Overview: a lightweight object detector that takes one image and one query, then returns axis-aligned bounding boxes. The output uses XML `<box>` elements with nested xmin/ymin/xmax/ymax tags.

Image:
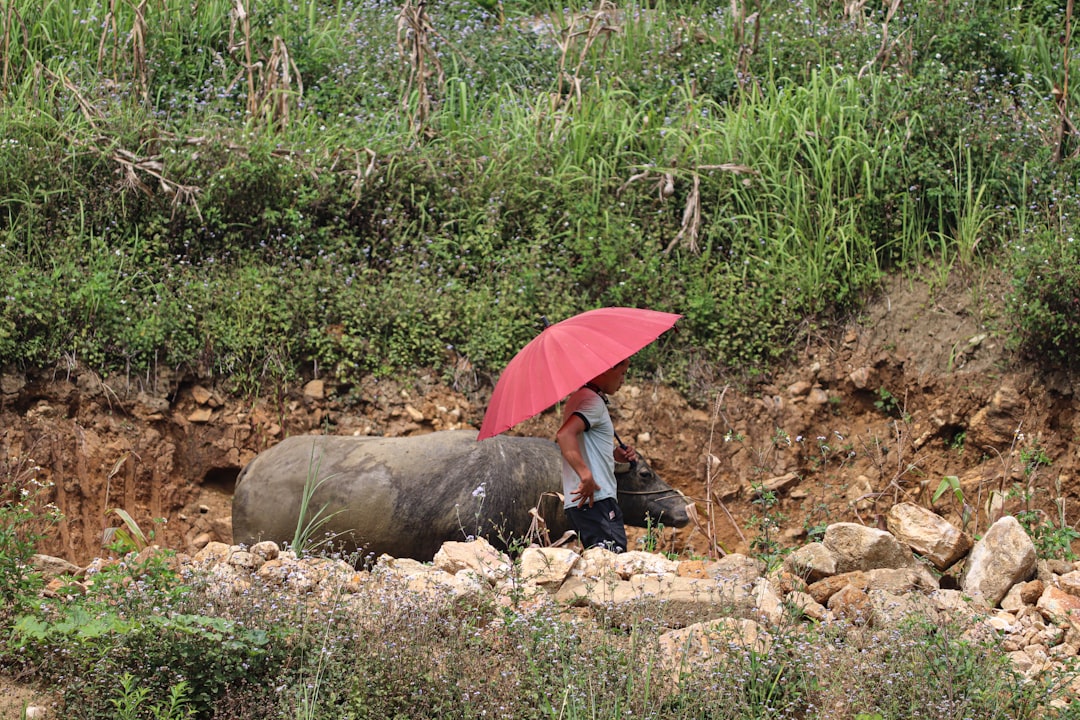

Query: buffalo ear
<box><xmin>614</xmin><ymin>461</ymin><xmax>631</xmax><ymax>473</ymax></box>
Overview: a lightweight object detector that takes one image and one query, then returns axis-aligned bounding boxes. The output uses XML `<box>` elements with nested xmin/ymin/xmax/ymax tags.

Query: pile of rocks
<box><xmin>33</xmin><ymin>503</ymin><xmax>1080</xmax><ymax>705</ymax></box>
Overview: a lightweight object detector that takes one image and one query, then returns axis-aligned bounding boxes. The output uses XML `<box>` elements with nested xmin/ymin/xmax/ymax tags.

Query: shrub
<box><xmin>1007</xmin><ymin>231</ymin><xmax>1080</xmax><ymax>370</ymax></box>
<box><xmin>7</xmin><ymin>552</ymin><xmax>287</xmax><ymax>720</ymax></box>
<box><xmin>0</xmin><ymin>452</ymin><xmax>58</xmax><ymax>626</ymax></box>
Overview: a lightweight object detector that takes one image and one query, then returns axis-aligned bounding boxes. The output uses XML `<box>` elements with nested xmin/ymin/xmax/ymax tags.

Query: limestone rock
<box><xmin>700</xmin><ymin>553</ymin><xmax>766</xmax><ymax>588</ymax></box>
<box><xmin>808</xmin><ymin>571</ymin><xmax>868</xmax><ymax>605</ymax></box>
<box><xmin>752</xmin><ymin>577</ymin><xmax>785</xmax><ymax>624</ymax></box>
<box><xmin>613</xmin><ymin>550</ymin><xmax>679</xmax><ymax>578</ymax></box>
<box><xmin>658</xmin><ymin>617</ymin><xmax>771</xmax><ymax>688</ymax></box>
<box><xmin>868</xmin><ymin>588</ymin><xmax>938</xmax><ymax>627</ymax></box>
<box><xmin>191</xmin><ymin>385</ymin><xmax>214</xmax><ymax>405</ymax></box>
<box><xmin>783</xmin><ymin>541</ymin><xmax>837</xmax><ymax>584</ymax></box>
<box><xmin>1037</xmin><ymin>586</ymin><xmax>1080</xmax><ymax>631</ymax></box>
<box><xmin>885</xmin><ymin>502</ymin><xmax>972</xmax><ymax>570</ymax></box>
<box><xmin>966</xmin><ymin>383</ymin><xmax>1025</xmax><ymax>452</ymax></box>
<box><xmin>788</xmin><ymin>591</ymin><xmax>830</xmax><ymax>621</ymax></box>
<box><xmin>432</xmin><ymin>537</ymin><xmax>511</xmax><ymax>583</ymax></box>
<box><xmin>828</xmin><ymin>584</ymin><xmax>873</xmax><ymax>624</ymax></box>
<box><xmin>823</xmin><ymin>522</ymin><xmax>914</xmax><ymax>573</ymax></box>
<box><xmin>31</xmin><ymin>553</ymin><xmax>81</xmax><ymax>579</ymax></box>
<box><xmin>303</xmin><ymin>379</ymin><xmax>325</xmax><ymax>400</ymax></box>
<box><xmin>1058</xmin><ymin>570</ymin><xmax>1080</xmax><ymax>597</ymax></box>
<box><xmin>519</xmin><ymin>546</ymin><xmax>579</xmax><ymax>588</ymax></box>
<box><xmin>250</xmin><ymin>540</ymin><xmax>281</xmax><ymax>562</ymax></box>
<box><xmin>961</xmin><ymin>515</ymin><xmax>1036</xmax><ymax>607</ymax></box>
<box><xmin>187</xmin><ymin>407</ymin><xmax>213</xmax><ymax>423</ymax></box>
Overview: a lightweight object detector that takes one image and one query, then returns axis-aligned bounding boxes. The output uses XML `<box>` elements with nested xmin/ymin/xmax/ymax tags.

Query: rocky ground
<box><xmin>5</xmin><ymin>272</ymin><xmax>1080</xmax><ymax>715</ymax></box>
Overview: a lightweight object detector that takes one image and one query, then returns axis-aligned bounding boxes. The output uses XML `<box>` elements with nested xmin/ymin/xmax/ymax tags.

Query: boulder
<box><xmin>783</xmin><ymin>542</ymin><xmax>837</xmax><ymax>583</ymax></box>
<box><xmin>885</xmin><ymin>502</ymin><xmax>972</xmax><ymax>570</ymax></box>
<box><xmin>823</xmin><ymin>522</ymin><xmax>914</xmax><ymax>573</ymax></box>
<box><xmin>960</xmin><ymin>515</ymin><xmax>1036</xmax><ymax>607</ymax></box>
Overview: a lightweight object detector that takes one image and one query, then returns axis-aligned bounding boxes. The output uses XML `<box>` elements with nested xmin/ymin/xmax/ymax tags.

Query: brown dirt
<box><xmin>3</xmin><ymin>274</ymin><xmax>1079</xmax><ymax>566</ymax></box>
<box><xmin>4</xmin><ymin>273</ymin><xmax>1080</xmax><ymax>717</ymax></box>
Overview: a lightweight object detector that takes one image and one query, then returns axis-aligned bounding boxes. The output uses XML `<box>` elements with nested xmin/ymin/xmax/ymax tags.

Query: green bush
<box><xmin>8</xmin><ymin>549</ymin><xmax>288</xmax><ymax>720</ymax></box>
<box><xmin>0</xmin><ymin>454</ymin><xmax>58</xmax><ymax>626</ymax></box>
<box><xmin>1008</xmin><ymin>231</ymin><xmax>1080</xmax><ymax>370</ymax></box>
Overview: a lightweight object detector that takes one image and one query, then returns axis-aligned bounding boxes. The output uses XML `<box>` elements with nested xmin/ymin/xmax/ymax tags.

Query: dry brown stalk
<box><xmin>1056</xmin><ymin>0</ymin><xmax>1076</xmax><ymax>162</ymax></box>
<box><xmin>348</xmin><ymin>148</ymin><xmax>379</xmax><ymax>209</ymax></box>
<box><xmin>665</xmin><ymin>174</ymin><xmax>701</xmax><ymax>254</ymax></box>
<box><xmin>397</xmin><ymin>0</ymin><xmax>444</xmax><ymax>138</ymax></box>
<box><xmin>693</xmin><ymin>385</ymin><xmax>739</xmax><ymax>558</ymax></box>
<box><xmin>96</xmin><ymin>0</ymin><xmax>119</xmax><ymax>80</ymax></box>
<box><xmin>227</xmin><ymin>0</ymin><xmax>257</xmax><ymax>118</ymax></box>
<box><xmin>525</xmin><ymin>491</ymin><xmax>563</xmax><ymax>548</ymax></box>
<box><xmin>1</xmin><ymin>0</ymin><xmax>20</xmax><ymax>94</ymax></box>
<box><xmin>130</xmin><ymin>0</ymin><xmax>149</xmax><ymax>103</ymax></box>
<box><xmin>550</xmin><ymin>0</ymin><xmax>618</xmax><ymax>114</ymax></box>
<box><xmin>40</xmin><ymin>65</ymin><xmax>102</xmax><ymax>129</ymax></box>
<box><xmin>252</xmin><ymin>36</ymin><xmax>302</xmax><ymax>129</ymax></box>
<box><xmin>844</xmin><ymin>0</ymin><xmax>870</xmax><ymax>25</ymax></box>
<box><xmin>732</xmin><ymin>0</ymin><xmax>761</xmax><ymax>96</ymax></box>
<box><xmin>620</xmin><ymin>164</ymin><xmax>758</xmax><ymax>255</ymax></box>
<box><xmin>111</xmin><ymin>147</ymin><xmax>203</xmax><ymax>220</ymax></box>
<box><xmin>857</xmin><ymin>0</ymin><xmax>906</xmax><ymax>79</ymax></box>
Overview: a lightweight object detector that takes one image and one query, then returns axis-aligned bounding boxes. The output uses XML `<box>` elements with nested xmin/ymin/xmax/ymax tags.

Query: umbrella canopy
<box><xmin>477</xmin><ymin>307</ymin><xmax>682</xmax><ymax>440</ymax></box>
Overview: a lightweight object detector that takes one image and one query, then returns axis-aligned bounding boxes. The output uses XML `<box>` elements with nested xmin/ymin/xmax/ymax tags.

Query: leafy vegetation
<box><xmin>3</xmin><ymin>0</ymin><xmax>1080</xmax><ymax>397</ymax></box>
<box><xmin>0</xmin><ymin>451</ymin><xmax>58</xmax><ymax>625</ymax></box>
<box><xmin>0</xmin><ymin>526</ymin><xmax>1070</xmax><ymax>720</ymax></box>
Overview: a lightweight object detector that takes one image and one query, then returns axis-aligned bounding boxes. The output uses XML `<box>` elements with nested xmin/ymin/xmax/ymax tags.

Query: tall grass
<box><xmin>2</xmin><ymin>0</ymin><xmax>1080</xmax><ymax>387</ymax></box>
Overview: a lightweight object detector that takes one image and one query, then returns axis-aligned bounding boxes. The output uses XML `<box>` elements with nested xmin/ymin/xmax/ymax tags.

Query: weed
<box><xmin>104</xmin><ymin>508</ymin><xmax>154</xmax><ymax>554</ymax></box>
<box><xmin>0</xmin><ymin>451</ymin><xmax>60</xmax><ymax>624</ymax></box>
<box><xmin>874</xmin><ymin>387</ymin><xmax>905</xmax><ymax>420</ymax></box>
<box><xmin>455</xmin><ymin>481</ymin><xmax>488</xmax><ymax>542</ymax></box>
<box><xmin>1020</xmin><ymin>442</ymin><xmax>1053</xmax><ymax>477</ymax></box>
<box><xmin>638</xmin><ymin>513</ymin><xmax>666</xmax><ymax>554</ymax></box>
<box><xmin>290</xmin><ymin>443</ymin><xmax>345</xmax><ymax>556</ymax></box>
<box><xmin>110</xmin><ymin>673</ymin><xmax>194</xmax><ymax>720</ymax></box>
<box><xmin>1016</xmin><ymin>509</ymin><xmax>1080</xmax><ymax>561</ymax></box>
<box><xmin>747</xmin><ymin>480</ymin><xmax>786</xmax><ymax>569</ymax></box>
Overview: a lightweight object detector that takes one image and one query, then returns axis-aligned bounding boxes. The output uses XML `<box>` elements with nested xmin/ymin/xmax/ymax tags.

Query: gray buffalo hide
<box><xmin>232</xmin><ymin>430</ymin><xmax>689</xmax><ymax>561</ymax></box>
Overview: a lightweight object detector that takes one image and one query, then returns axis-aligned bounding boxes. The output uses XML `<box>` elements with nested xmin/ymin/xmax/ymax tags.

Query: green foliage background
<box><xmin>3</xmin><ymin>0</ymin><xmax>1080</xmax><ymax>396</ymax></box>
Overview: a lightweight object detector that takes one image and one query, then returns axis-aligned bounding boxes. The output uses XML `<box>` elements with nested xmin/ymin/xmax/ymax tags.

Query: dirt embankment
<box><xmin>4</xmin><ymin>276</ymin><xmax>1080</xmax><ymax>565</ymax></box>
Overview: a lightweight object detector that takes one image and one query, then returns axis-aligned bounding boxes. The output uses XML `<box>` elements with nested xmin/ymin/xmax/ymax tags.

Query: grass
<box><xmin>2</xmin><ymin>0</ymin><xmax>1080</xmax><ymax>394</ymax></box>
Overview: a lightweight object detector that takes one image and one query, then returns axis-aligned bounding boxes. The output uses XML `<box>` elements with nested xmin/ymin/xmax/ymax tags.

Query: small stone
<box><xmin>848</xmin><ymin>367</ymin><xmax>872</xmax><ymax>389</ymax></box>
<box><xmin>303</xmin><ymin>379</ymin><xmax>325</xmax><ymax>400</ymax></box>
<box><xmin>251</xmin><ymin>540</ymin><xmax>280</xmax><ymax>561</ymax></box>
<box><xmin>187</xmin><ymin>407</ymin><xmax>213</xmax><ymax>423</ymax></box>
<box><xmin>787</xmin><ymin>381</ymin><xmax>812</xmax><ymax>397</ymax></box>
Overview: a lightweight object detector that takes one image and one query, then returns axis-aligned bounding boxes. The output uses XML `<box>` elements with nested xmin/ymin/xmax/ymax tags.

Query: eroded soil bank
<box><xmin>4</xmin><ymin>276</ymin><xmax>1080</xmax><ymax>565</ymax></box>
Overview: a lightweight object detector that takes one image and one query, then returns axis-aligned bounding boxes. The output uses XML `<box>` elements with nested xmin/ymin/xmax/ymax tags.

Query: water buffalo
<box><xmin>232</xmin><ymin>429</ymin><xmax>690</xmax><ymax>561</ymax></box>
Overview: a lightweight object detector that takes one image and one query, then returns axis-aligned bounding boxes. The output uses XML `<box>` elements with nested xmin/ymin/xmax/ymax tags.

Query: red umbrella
<box><xmin>477</xmin><ymin>307</ymin><xmax>682</xmax><ymax>440</ymax></box>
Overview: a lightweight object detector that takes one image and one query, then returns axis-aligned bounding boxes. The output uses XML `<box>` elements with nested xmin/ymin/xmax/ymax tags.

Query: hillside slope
<box><xmin>3</xmin><ymin>274</ymin><xmax>1078</xmax><ymax>565</ymax></box>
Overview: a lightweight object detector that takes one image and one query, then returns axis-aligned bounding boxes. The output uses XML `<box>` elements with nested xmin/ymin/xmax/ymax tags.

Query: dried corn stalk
<box><xmin>397</xmin><ymin>0</ymin><xmax>444</xmax><ymax>138</ymax></box>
